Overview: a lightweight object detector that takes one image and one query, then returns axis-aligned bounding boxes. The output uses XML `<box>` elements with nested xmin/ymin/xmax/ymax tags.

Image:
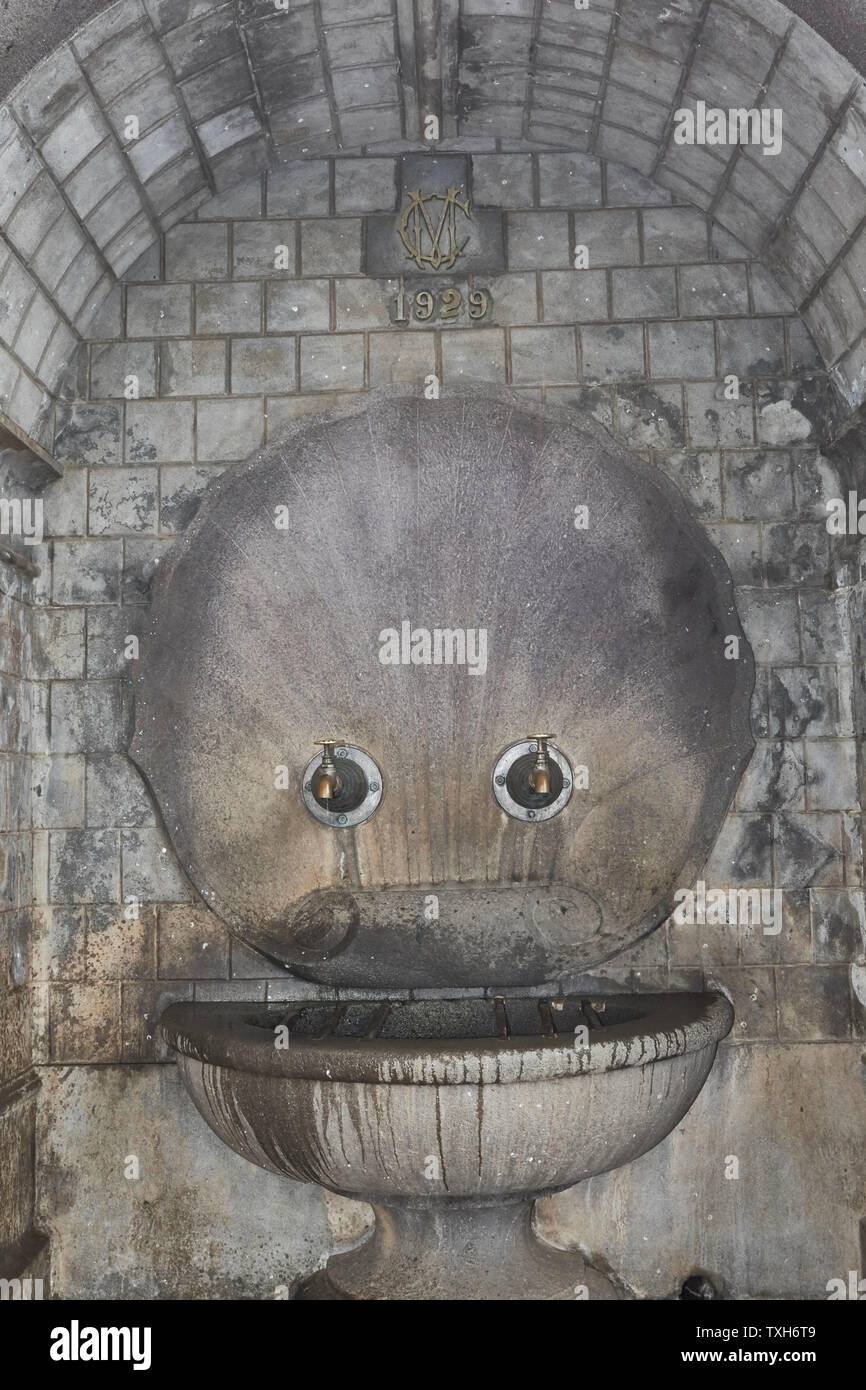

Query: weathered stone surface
<box><xmin>35</xmin><ymin>1063</ymin><xmax>330</xmax><ymax>1298</ymax></box>
<box><xmin>131</xmin><ymin>390</ymin><xmax>754</xmax><ymax>987</ymax></box>
<box><xmin>537</xmin><ymin>1040</ymin><xmax>866</xmax><ymax>1299</ymax></box>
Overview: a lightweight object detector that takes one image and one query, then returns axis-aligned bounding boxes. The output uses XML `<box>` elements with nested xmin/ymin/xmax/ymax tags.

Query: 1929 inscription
<box><xmin>390</xmin><ymin>282</ymin><xmax>491</xmax><ymax>325</ymax></box>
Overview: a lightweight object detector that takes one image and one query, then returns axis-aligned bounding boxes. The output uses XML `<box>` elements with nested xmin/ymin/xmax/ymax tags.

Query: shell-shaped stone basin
<box><xmin>161</xmin><ymin>991</ymin><xmax>733</xmax><ymax>1202</ymax></box>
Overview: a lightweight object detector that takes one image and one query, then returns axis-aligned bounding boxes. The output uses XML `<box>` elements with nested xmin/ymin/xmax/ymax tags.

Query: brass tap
<box><xmin>312</xmin><ymin>739</ymin><xmax>342</xmax><ymax>801</ymax></box>
<box><xmin>528</xmin><ymin>734</ymin><xmax>554</xmax><ymax>796</ymax></box>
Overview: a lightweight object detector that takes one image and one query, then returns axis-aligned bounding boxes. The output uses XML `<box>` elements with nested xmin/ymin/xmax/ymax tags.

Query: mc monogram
<box><xmin>397</xmin><ymin>187</ymin><xmax>471</xmax><ymax>271</ymax></box>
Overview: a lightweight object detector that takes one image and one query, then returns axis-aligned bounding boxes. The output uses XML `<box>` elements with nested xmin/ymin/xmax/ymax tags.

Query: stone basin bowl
<box><xmin>162</xmin><ymin>991</ymin><xmax>733</xmax><ymax>1300</ymax></box>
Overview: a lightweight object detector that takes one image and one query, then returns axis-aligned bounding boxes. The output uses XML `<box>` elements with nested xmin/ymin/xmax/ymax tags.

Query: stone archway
<box><xmin>3</xmin><ymin>0</ymin><xmax>866</xmax><ymax>459</ymax></box>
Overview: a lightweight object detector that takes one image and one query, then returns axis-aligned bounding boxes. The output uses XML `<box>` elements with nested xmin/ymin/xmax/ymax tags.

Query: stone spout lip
<box><xmin>161</xmin><ymin>991</ymin><xmax>732</xmax><ymax>1087</ymax></box>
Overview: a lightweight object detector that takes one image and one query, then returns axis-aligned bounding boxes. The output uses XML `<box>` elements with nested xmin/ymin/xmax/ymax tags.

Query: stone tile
<box><xmin>654</xmin><ymin>451</ymin><xmax>721</xmax><ymax>519</ymax></box>
<box><xmin>510</xmin><ymin>326</ymin><xmax>578</xmax><ymax>385</ymax></box>
<box><xmin>232</xmin><ymin>221</ymin><xmax>297</xmax><ymax>278</ymax></box>
<box><xmin>368</xmin><ymin>331</ymin><xmax>436</xmax><ymax>386</ymax></box>
<box><xmin>299</xmin><ymin>335</ymin><xmax>365</xmax><ymax>391</ymax></box>
<box><xmin>810</xmin><ymin>889</ymin><xmax>866</xmax><ymax>964</ymax></box>
<box><xmin>506</xmin><ymin>212</ymin><xmax>571</xmax><ymax>270</ymax></box>
<box><xmin>231</xmin><ymin>337</ymin><xmax>296</xmax><ymax>393</ymax></box>
<box><xmin>160</xmin><ymin>340</ymin><xmax>227</xmax><ymax>396</ymax></box>
<box><xmin>668</xmin><ymin>910</ymin><xmax>738</xmax><ymax>970</ymax></box>
<box><xmin>778</xmin><ymin>965</ymin><xmax>850</xmax><ymax>1039</ymax></box>
<box><xmin>799</xmin><ymin>590</ymin><xmax>849</xmax><ymax>662</ymax></box>
<box><xmin>300</xmin><ymin>219</ymin><xmax>362</xmax><ymax>276</ymax></box>
<box><xmin>55</xmin><ymin>404</ymin><xmax>122</xmax><ymax>468</ymax></box>
<box><xmin>441</xmin><ymin>329</ymin><xmax>506</xmax><ymax>384</ymax></box>
<box><xmin>81</xmin><ymin>902</ymin><xmax>155</xmax><ymax>982</ymax></box>
<box><xmin>787</xmin><ymin>318</ymin><xmax>822</xmax><ymax>373</ymax></box>
<box><xmin>774</xmin><ymin>813</ymin><xmax>844</xmax><ymax>889</ymax></box>
<box><xmin>41</xmin><ymin>97</ymin><xmax>108</xmax><ymax>182</ymax></box>
<box><xmin>678</xmin><ymin>264</ymin><xmax>750</xmax><ymax>316</ymax></box>
<box><xmin>86</xmin><ymin>755</ymin><xmax>155</xmax><ymax>829</ymax></box>
<box><xmin>612</xmin><ymin>267</ymin><xmax>677</xmax><ymax>319</ymax></box>
<box><xmin>613</xmin><ymin>384</ymin><xmax>684</xmax><ymax>450</ymax></box>
<box><xmin>763</xmin><ymin>522</ymin><xmax>829</xmax><ymax>586</ymax></box>
<box><xmin>791</xmin><ymin>448</ymin><xmax>842</xmax><ymax>521</ymax></box>
<box><xmin>51</xmin><ymin>682</ymin><xmax>122</xmax><ymax>754</ymax></box>
<box><xmin>85</xmin><ymin>609</ymin><xmax>141</xmax><ymax>678</ymax></box>
<box><xmin>31</xmin><ymin>904</ymin><xmax>86</xmax><ymax>983</ymax></box>
<box><xmin>164</xmin><ymin>221</ymin><xmax>229</xmax><ymax>280</ymax></box>
<box><xmin>159</xmin><ymin>465</ymin><xmax>224</xmax><ymax>531</ymax></box>
<box><xmin>31</xmin><ymin>754</ymin><xmax>86</xmax><ymax>829</ymax></box>
<box><xmin>703</xmin><ymin>814</ymin><xmax>773</xmax><ymax>889</ymax></box>
<box><xmin>735</xmin><ymin>740</ymin><xmax>805</xmax><ymax>812</ymax></box>
<box><xmin>196</xmin><ymin>398</ymin><xmax>265</xmax><ymax>461</ymax></box>
<box><xmin>88</xmin><ymin>469</ymin><xmax>158</xmax><ymax>535</ymax></box>
<box><xmin>90</xmin><ymin>342</ymin><xmax>158</xmax><ymax>401</ymax></box>
<box><xmin>705</xmin><ymin>522</ymin><xmax>762</xmax><ymax>584</ymax></box>
<box><xmin>127</xmin><ymin>284</ymin><xmax>193</xmax><ymax>337</ymax></box>
<box><xmin>334</xmin><ymin>158</ymin><xmax>396</xmax><ymax>212</ymax></box>
<box><xmin>122</xmin><ymin>537</ymin><xmax>173</xmax><ymax>604</ymax></box>
<box><xmin>769</xmin><ymin>667</ymin><xmax>843</xmax><ymax>739</ymax></box>
<box><xmin>125</xmin><ymin>400</ymin><xmax>195</xmax><ymax>463</ymax></box>
<box><xmin>538</xmin><ymin>152</ymin><xmax>602</xmax><ymax>207</ymax></box>
<box><xmin>718</xmin><ymin>318</ymin><xmax>786</xmax><ymax>378</ymax></box>
<box><xmin>704</xmin><ymin>966</ymin><xmax>777</xmax><ymax>1041</ymax></box>
<box><xmin>723</xmin><ymin>449</ymin><xmax>795</xmax><ymax>520</ymax></box>
<box><xmin>49</xmin><ymin>830</ymin><xmax>120</xmax><ymax>904</ymax></box>
<box><xmin>580</xmin><ymin>323</ymin><xmax>644</xmax><ymax>382</ymax></box>
<box><xmin>468</xmin><ymin>272</ymin><xmax>532</xmax><ymax>327</ymax></box>
<box><xmin>738</xmin><ymin>589</ymin><xmax>800</xmax><ymax>663</ymax></box>
<box><xmin>473</xmin><ymin>153</ymin><xmax>534</xmax><ymax>208</ymax></box>
<box><xmin>267</xmin><ymin>279</ymin><xmax>331</xmax><ymax>332</ymax></box>
<box><xmin>572</xmin><ymin>210</ymin><xmax>640</xmax><ymax>267</ymax></box>
<box><xmin>266</xmin><ymin>161</ymin><xmax>330</xmax><ymax>217</ymax></box>
<box><xmin>740</xmin><ymin>889</ymin><xmax>811</xmax><ymax>966</ymax></box>
<box><xmin>686</xmin><ymin>382</ymin><xmax>755</xmax><ymax>448</ymax></box>
<box><xmin>49</xmin><ymin>982</ymin><xmax>120</xmax><ymax>1062</ymax></box>
<box><xmin>121</xmin><ymin>827</ymin><xmax>191</xmax><ymax>902</ymax></box>
<box><xmin>604</xmin><ymin>160</ymin><xmax>672</xmax><ymax>208</ymax></box>
<box><xmin>196</xmin><ymin>281</ymin><xmax>262</xmax><ymax>334</ymax></box>
<box><xmin>539</xmin><ymin>270</ymin><xmax>608</xmax><ymax>323</ymax></box>
<box><xmin>804</xmin><ymin>740</ymin><xmax>859</xmax><ymax>812</ymax></box>
<box><xmin>158</xmin><ymin>902</ymin><xmax>230</xmax><ymax>979</ymax></box>
<box><xmin>334</xmin><ymin>277</ymin><xmax>396</xmax><ymax>331</ymax></box>
<box><xmin>642</xmin><ymin>207</ymin><xmax>709</xmax><ymax>263</ymax></box>
<box><xmin>28</xmin><ymin>609</ymin><xmax>86</xmax><ymax>679</ymax></box>
<box><xmin>52</xmin><ymin>540</ymin><xmax>123</xmax><ymax>605</ymax></box>
<box><xmin>648</xmin><ymin>320</ymin><xmax>715</xmax><ymax>378</ymax></box>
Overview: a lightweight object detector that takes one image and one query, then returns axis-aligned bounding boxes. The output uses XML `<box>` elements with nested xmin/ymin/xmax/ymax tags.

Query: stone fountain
<box><xmin>131</xmin><ymin>390</ymin><xmax>753</xmax><ymax>1299</ymax></box>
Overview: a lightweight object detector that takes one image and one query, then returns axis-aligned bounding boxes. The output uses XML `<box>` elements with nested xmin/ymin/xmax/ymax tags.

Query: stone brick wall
<box><xmin>0</xmin><ymin>522</ymin><xmax>42</xmax><ymax>1280</ymax></box>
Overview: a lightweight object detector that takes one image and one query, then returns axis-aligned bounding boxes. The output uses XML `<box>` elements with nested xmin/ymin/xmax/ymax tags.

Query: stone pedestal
<box><xmin>296</xmin><ymin>1197</ymin><xmax>621</xmax><ymax>1301</ymax></box>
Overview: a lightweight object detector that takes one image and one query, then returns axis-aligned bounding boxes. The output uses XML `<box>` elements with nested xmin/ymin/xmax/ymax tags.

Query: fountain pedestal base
<box><xmin>295</xmin><ymin>1197</ymin><xmax>622</xmax><ymax>1301</ymax></box>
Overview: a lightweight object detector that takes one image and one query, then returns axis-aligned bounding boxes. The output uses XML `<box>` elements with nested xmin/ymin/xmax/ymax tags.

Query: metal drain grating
<box><xmin>254</xmin><ymin>996</ymin><xmax>643</xmax><ymax>1041</ymax></box>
